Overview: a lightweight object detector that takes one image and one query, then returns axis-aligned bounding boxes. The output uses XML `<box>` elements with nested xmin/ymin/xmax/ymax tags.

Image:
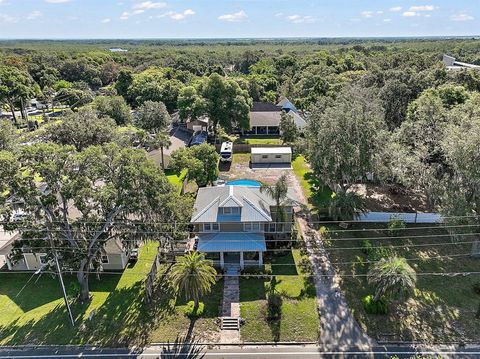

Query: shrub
<box><xmin>388</xmin><ymin>215</ymin><xmax>406</xmax><ymax>236</ymax></box>
<box><xmin>361</xmin><ymin>240</ymin><xmax>394</xmax><ymax>262</ymax></box>
<box><xmin>362</xmin><ymin>295</ymin><xmax>389</xmax><ymax>315</ymax></box>
<box><xmin>299</xmin><ymin>257</ymin><xmax>313</xmax><ymax>274</ymax></box>
<box><xmin>242</xmin><ymin>266</ymin><xmax>272</xmax><ymax>276</ymax></box>
<box><xmin>67</xmin><ymin>281</ymin><xmax>80</xmax><ymax>299</ymax></box>
<box><xmin>473</xmin><ymin>282</ymin><xmax>480</xmax><ymax>295</ymax></box>
<box><xmin>266</xmin><ymin>291</ymin><xmax>282</xmax><ymax>320</ymax></box>
<box><xmin>184</xmin><ymin>301</ymin><xmax>205</xmax><ymax>318</ymax></box>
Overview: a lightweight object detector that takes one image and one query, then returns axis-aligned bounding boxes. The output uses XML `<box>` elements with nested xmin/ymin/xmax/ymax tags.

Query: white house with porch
<box><xmin>190</xmin><ymin>185</ymin><xmax>294</xmax><ymax>270</ymax></box>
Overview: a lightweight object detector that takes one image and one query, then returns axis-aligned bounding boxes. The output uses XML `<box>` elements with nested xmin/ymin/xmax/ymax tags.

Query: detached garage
<box><xmin>251</xmin><ymin>147</ymin><xmax>292</xmax><ymax>165</ymax></box>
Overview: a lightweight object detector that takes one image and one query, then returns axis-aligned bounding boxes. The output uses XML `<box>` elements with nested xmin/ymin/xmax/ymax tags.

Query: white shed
<box><xmin>251</xmin><ymin>147</ymin><xmax>292</xmax><ymax>164</ymax></box>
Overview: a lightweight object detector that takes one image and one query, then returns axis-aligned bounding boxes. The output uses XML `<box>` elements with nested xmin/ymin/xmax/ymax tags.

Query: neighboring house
<box><xmin>0</xmin><ymin>227</ymin><xmax>131</xmax><ymax>272</ymax></box>
<box><xmin>247</xmin><ymin>98</ymin><xmax>306</xmax><ymax>135</ymax></box>
<box><xmin>0</xmin><ymin>190</ymin><xmax>132</xmax><ymax>272</ymax></box>
<box><xmin>186</xmin><ymin>117</ymin><xmax>209</xmax><ymax>133</ymax></box>
<box><xmin>147</xmin><ymin>126</ymin><xmax>190</xmax><ymax>169</ymax></box>
<box><xmin>443</xmin><ymin>54</ymin><xmax>480</xmax><ymax>71</ymax></box>
<box><xmin>190</xmin><ymin>185</ymin><xmax>295</xmax><ymax>269</ymax></box>
<box><xmin>172</xmin><ymin>111</ymin><xmax>210</xmax><ymax>133</ymax></box>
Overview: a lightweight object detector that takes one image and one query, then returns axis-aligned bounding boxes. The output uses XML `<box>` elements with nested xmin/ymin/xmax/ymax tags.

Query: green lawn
<box><xmin>165</xmin><ymin>169</ymin><xmax>187</xmax><ymax>192</ymax></box>
<box><xmin>240</xmin><ymin>249</ymin><xmax>320</xmax><ymax>342</ymax></box>
<box><xmin>235</xmin><ymin>136</ymin><xmax>283</xmax><ymax>145</ymax></box>
<box><xmin>0</xmin><ymin>242</ymin><xmax>222</xmax><ymax>345</ymax></box>
<box><xmin>325</xmin><ymin>223</ymin><xmax>480</xmax><ymax>343</ymax></box>
<box><xmin>292</xmin><ymin>155</ymin><xmax>332</xmax><ymax>208</ymax></box>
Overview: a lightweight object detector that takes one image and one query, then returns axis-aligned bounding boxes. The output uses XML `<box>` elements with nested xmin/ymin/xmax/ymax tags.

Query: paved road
<box><xmin>0</xmin><ymin>345</ymin><xmax>479</xmax><ymax>358</ymax></box>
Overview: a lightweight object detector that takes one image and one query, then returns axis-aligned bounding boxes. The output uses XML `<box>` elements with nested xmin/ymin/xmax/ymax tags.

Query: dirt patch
<box><xmin>350</xmin><ymin>183</ymin><xmax>431</xmax><ymax>212</ymax></box>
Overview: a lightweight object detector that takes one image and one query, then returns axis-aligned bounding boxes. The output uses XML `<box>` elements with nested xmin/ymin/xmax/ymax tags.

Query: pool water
<box><xmin>226</xmin><ymin>179</ymin><xmax>262</xmax><ymax>187</ymax></box>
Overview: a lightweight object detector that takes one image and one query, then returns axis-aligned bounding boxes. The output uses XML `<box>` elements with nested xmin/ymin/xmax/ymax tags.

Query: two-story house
<box><xmin>190</xmin><ymin>185</ymin><xmax>294</xmax><ymax>269</ymax></box>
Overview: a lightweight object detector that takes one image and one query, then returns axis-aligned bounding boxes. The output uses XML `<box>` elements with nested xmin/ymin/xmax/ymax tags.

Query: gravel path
<box><xmin>288</xmin><ymin>166</ymin><xmax>374</xmax><ymax>349</ymax></box>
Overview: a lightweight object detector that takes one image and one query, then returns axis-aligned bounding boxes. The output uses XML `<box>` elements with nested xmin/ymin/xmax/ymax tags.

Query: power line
<box><xmin>0</xmin><ymin>213</ymin><xmax>478</xmax><ymax>226</ymax></box>
<box><xmin>7</xmin><ymin>248</ymin><xmax>473</xmax><ymax>265</ymax></box>
<box><xmin>1</xmin><ymin>270</ymin><xmax>480</xmax><ymax>278</ymax></box>
<box><xmin>4</xmin><ymin>230</ymin><xmax>479</xmax><ymax>243</ymax></box>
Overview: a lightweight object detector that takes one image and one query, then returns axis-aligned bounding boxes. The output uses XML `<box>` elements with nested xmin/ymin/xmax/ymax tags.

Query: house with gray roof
<box><xmin>247</xmin><ymin>98</ymin><xmax>306</xmax><ymax>135</ymax></box>
<box><xmin>443</xmin><ymin>54</ymin><xmax>480</xmax><ymax>71</ymax></box>
<box><xmin>190</xmin><ymin>185</ymin><xmax>294</xmax><ymax>269</ymax></box>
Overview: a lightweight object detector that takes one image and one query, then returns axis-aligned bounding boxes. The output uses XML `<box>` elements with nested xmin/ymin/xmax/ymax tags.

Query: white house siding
<box><xmin>251</xmin><ymin>147</ymin><xmax>292</xmax><ymax>164</ymax></box>
<box><xmin>101</xmin><ymin>252</ymin><xmax>128</xmax><ymax>271</ymax></box>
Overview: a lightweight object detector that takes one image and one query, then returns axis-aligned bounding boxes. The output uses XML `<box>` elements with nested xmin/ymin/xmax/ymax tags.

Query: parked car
<box><xmin>129</xmin><ymin>248</ymin><xmax>139</xmax><ymax>263</ymax></box>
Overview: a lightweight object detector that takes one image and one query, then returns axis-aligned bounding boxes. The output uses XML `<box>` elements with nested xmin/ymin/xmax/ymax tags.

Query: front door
<box><xmin>224</xmin><ymin>252</ymin><xmax>240</xmax><ymax>265</ymax></box>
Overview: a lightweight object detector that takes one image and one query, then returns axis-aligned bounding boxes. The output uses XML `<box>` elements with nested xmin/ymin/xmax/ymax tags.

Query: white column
<box><xmin>240</xmin><ymin>252</ymin><xmax>244</xmax><ymax>270</ymax></box>
<box><xmin>258</xmin><ymin>251</ymin><xmax>263</xmax><ymax>267</ymax></box>
<box><xmin>6</xmin><ymin>256</ymin><xmax>13</xmax><ymax>271</ymax></box>
<box><xmin>220</xmin><ymin>252</ymin><xmax>224</xmax><ymax>269</ymax></box>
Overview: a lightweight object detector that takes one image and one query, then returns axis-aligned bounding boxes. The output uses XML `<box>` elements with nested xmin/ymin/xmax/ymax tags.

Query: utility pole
<box><xmin>47</xmin><ymin>231</ymin><xmax>75</xmax><ymax>327</ymax></box>
<box><xmin>54</xmin><ymin>251</ymin><xmax>76</xmax><ymax>327</ymax></box>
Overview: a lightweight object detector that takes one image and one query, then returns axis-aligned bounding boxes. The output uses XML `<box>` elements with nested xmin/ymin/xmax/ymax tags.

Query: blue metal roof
<box><xmin>197</xmin><ymin>232</ymin><xmax>266</xmax><ymax>252</ymax></box>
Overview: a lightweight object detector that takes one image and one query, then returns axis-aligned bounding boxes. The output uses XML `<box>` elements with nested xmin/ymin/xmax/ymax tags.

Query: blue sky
<box><xmin>0</xmin><ymin>0</ymin><xmax>478</xmax><ymax>39</ymax></box>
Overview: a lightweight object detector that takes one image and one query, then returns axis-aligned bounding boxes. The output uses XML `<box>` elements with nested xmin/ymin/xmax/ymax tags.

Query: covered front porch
<box><xmin>197</xmin><ymin>232</ymin><xmax>266</xmax><ymax>269</ymax></box>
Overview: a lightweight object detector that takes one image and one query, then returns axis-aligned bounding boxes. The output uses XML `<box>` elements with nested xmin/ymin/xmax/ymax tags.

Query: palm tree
<box><xmin>169</xmin><ymin>251</ymin><xmax>217</xmax><ymax>313</ymax></box>
<box><xmin>156</xmin><ymin>132</ymin><xmax>172</xmax><ymax>171</ymax></box>
<box><xmin>260</xmin><ymin>174</ymin><xmax>289</xmax><ymax>231</ymax></box>
<box><xmin>328</xmin><ymin>191</ymin><xmax>368</xmax><ymax>221</ymax></box>
<box><xmin>368</xmin><ymin>257</ymin><xmax>417</xmax><ymax>303</ymax></box>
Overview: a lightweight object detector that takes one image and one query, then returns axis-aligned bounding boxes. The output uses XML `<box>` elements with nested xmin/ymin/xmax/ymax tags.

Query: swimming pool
<box><xmin>226</xmin><ymin>179</ymin><xmax>262</xmax><ymax>187</ymax></box>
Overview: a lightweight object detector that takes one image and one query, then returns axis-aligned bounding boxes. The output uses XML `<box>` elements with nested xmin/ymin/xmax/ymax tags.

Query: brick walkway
<box><xmin>219</xmin><ymin>268</ymin><xmax>241</xmax><ymax>343</ymax></box>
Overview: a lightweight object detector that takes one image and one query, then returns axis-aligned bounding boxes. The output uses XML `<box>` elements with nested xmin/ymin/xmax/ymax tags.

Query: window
<box><xmin>244</xmin><ymin>222</ymin><xmax>261</xmax><ymax>232</ymax></box>
<box><xmin>221</xmin><ymin>207</ymin><xmax>240</xmax><ymax>215</ymax></box>
<box><xmin>275</xmin><ymin>155</ymin><xmax>282</xmax><ymax>159</ymax></box>
<box><xmin>203</xmin><ymin>223</ymin><xmax>219</xmax><ymax>232</ymax></box>
<box><xmin>262</xmin><ymin>155</ymin><xmax>268</xmax><ymax>159</ymax></box>
<box><xmin>101</xmin><ymin>255</ymin><xmax>109</xmax><ymax>264</ymax></box>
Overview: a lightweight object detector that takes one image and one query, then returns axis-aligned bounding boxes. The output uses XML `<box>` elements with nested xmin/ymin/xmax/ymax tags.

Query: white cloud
<box><xmin>121</xmin><ymin>1</ymin><xmax>166</xmax><ymax>20</ymax></box>
<box><xmin>27</xmin><ymin>10</ymin><xmax>42</xmax><ymax>20</ymax></box>
<box><xmin>0</xmin><ymin>13</ymin><xmax>18</xmax><ymax>23</ymax></box>
<box><xmin>403</xmin><ymin>5</ymin><xmax>436</xmax><ymax>17</ymax></box>
<box><xmin>383</xmin><ymin>18</ymin><xmax>392</xmax><ymax>22</ymax></box>
<box><xmin>275</xmin><ymin>12</ymin><xmax>283</xmax><ymax>17</ymax></box>
<box><xmin>376</xmin><ymin>11</ymin><xmax>384</xmax><ymax>14</ymax></box>
<box><xmin>133</xmin><ymin>1</ymin><xmax>166</xmax><ymax>10</ymax></box>
<box><xmin>409</xmin><ymin>5</ymin><xmax>435</xmax><ymax>12</ymax></box>
<box><xmin>218</xmin><ymin>10</ymin><xmax>247</xmax><ymax>22</ymax></box>
<box><xmin>45</xmin><ymin>0</ymin><xmax>71</xmax><ymax>3</ymax></box>
<box><xmin>450</xmin><ymin>13</ymin><xmax>474</xmax><ymax>21</ymax></box>
<box><xmin>389</xmin><ymin>6</ymin><xmax>402</xmax><ymax>12</ymax></box>
<box><xmin>159</xmin><ymin>9</ymin><xmax>195</xmax><ymax>21</ymax></box>
<box><xmin>361</xmin><ymin>11</ymin><xmax>374</xmax><ymax>18</ymax></box>
<box><xmin>101</xmin><ymin>18</ymin><xmax>111</xmax><ymax>23</ymax></box>
<box><xmin>286</xmin><ymin>14</ymin><xmax>316</xmax><ymax>24</ymax></box>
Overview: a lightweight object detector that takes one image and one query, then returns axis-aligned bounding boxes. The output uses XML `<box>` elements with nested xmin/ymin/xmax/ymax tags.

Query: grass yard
<box><xmin>235</xmin><ymin>136</ymin><xmax>283</xmax><ymax>145</ymax></box>
<box><xmin>165</xmin><ymin>169</ymin><xmax>187</xmax><ymax>192</ymax></box>
<box><xmin>325</xmin><ymin>223</ymin><xmax>480</xmax><ymax>343</ymax></box>
<box><xmin>292</xmin><ymin>155</ymin><xmax>332</xmax><ymax>208</ymax></box>
<box><xmin>240</xmin><ymin>249</ymin><xmax>320</xmax><ymax>342</ymax></box>
<box><xmin>0</xmin><ymin>242</ymin><xmax>222</xmax><ymax>345</ymax></box>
